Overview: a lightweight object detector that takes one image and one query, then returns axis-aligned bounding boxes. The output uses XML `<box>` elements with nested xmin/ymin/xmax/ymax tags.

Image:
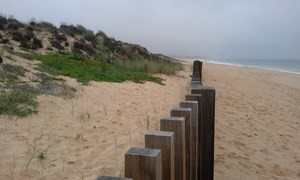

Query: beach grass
<box><xmin>0</xmin><ymin>83</ymin><xmax>38</xmax><ymax>117</ymax></box>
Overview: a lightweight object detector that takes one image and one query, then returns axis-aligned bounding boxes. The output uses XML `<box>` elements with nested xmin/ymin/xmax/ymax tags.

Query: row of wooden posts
<box><xmin>98</xmin><ymin>61</ymin><xmax>215</xmax><ymax>180</ymax></box>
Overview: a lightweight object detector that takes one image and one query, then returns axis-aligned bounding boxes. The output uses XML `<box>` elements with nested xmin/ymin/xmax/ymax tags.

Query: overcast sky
<box><xmin>1</xmin><ymin>0</ymin><xmax>300</xmax><ymax>60</ymax></box>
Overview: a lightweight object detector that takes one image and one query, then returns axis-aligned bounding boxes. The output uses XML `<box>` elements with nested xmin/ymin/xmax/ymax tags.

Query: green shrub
<box><xmin>29</xmin><ymin>21</ymin><xmax>36</xmax><ymax>26</ymax></box>
<box><xmin>0</xmin><ymin>15</ymin><xmax>7</xmax><ymax>25</ymax></box>
<box><xmin>54</xmin><ymin>34</ymin><xmax>67</xmax><ymax>41</ymax></box>
<box><xmin>50</xmin><ymin>40</ymin><xmax>64</xmax><ymax>50</ymax></box>
<box><xmin>7</xmin><ymin>23</ymin><xmax>20</xmax><ymax>30</ymax></box>
<box><xmin>76</xmin><ymin>25</ymin><xmax>87</xmax><ymax>34</ymax></box>
<box><xmin>73</xmin><ymin>41</ymin><xmax>95</xmax><ymax>55</ymax></box>
<box><xmin>32</xmin><ymin>38</ymin><xmax>43</xmax><ymax>49</ymax></box>
<box><xmin>96</xmin><ymin>30</ymin><xmax>108</xmax><ymax>38</ymax></box>
<box><xmin>59</xmin><ymin>24</ymin><xmax>78</xmax><ymax>37</ymax></box>
<box><xmin>24</xmin><ymin>31</ymin><xmax>35</xmax><ymax>41</ymax></box>
<box><xmin>1</xmin><ymin>39</ymin><xmax>9</xmax><ymax>44</ymax></box>
<box><xmin>26</xmin><ymin>26</ymin><xmax>34</xmax><ymax>31</ymax></box>
<box><xmin>83</xmin><ymin>30</ymin><xmax>97</xmax><ymax>45</ymax></box>
<box><xmin>19</xmin><ymin>41</ymin><xmax>30</xmax><ymax>49</ymax></box>
<box><xmin>46</xmin><ymin>46</ymin><xmax>54</xmax><ymax>51</ymax></box>
<box><xmin>35</xmin><ymin>73</ymin><xmax>76</xmax><ymax>98</ymax></box>
<box><xmin>2</xmin><ymin>63</ymin><xmax>26</xmax><ymax>77</ymax></box>
<box><xmin>73</xmin><ymin>41</ymin><xmax>84</xmax><ymax>49</ymax></box>
<box><xmin>11</xmin><ymin>31</ymin><xmax>25</xmax><ymax>42</ymax></box>
<box><xmin>0</xmin><ymin>83</ymin><xmax>38</xmax><ymax>117</ymax></box>
<box><xmin>37</xmin><ymin>21</ymin><xmax>56</xmax><ymax>30</ymax></box>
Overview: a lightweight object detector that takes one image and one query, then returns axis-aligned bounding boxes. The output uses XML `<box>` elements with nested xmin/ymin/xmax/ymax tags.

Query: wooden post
<box><xmin>96</xmin><ymin>176</ymin><xmax>132</xmax><ymax>180</ymax></box>
<box><xmin>191</xmin><ymin>86</ymin><xmax>215</xmax><ymax>180</ymax></box>
<box><xmin>125</xmin><ymin>148</ymin><xmax>162</xmax><ymax>180</ymax></box>
<box><xmin>160</xmin><ymin>117</ymin><xmax>186</xmax><ymax>180</ymax></box>
<box><xmin>185</xmin><ymin>94</ymin><xmax>202</xmax><ymax>179</ymax></box>
<box><xmin>145</xmin><ymin>131</ymin><xmax>175</xmax><ymax>180</ymax></box>
<box><xmin>170</xmin><ymin>108</ymin><xmax>192</xmax><ymax>180</ymax></box>
<box><xmin>198</xmin><ymin>61</ymin><xmax>203</xmax><ymax>81</ymax></box>
<box><xmin>192</xmin><ymin>60</ymin><xmax>203</xmax><ymax>83</ymax></box>
<box><xmin>192</xmin><ymin>60</ymin><xmax>201</xmax><ymax>82</ymax></box>
<box><xmin>191</xmin><ymin>81</ymin><xmax>202</xmax><ymax>87</ymax></box>
<box><xmin>179</xmin><ymin>101</ymin><xmax>198</xmax><ymax>180</ymax></box>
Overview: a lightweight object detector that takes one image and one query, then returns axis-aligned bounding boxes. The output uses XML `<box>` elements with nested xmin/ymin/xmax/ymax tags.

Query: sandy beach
<box><xmin>0</xmin><ymin>61</ymin><xmax>300</xmax><ymax>179</ymax></box>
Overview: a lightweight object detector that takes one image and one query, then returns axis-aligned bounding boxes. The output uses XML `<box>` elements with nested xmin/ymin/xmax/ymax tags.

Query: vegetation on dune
<box><xmin>0</xmin><ymin>61</ymin><xmax>76</xmax><ymax>117</ymax></box>
<box><xmin>35</xmin><ymin>53</ymin><xmax>165</xmax><ymax>85</ymax></box>
<box><xmin>0</xmin><ymin>15</ymin><xmax>183</xmax><ymax>117</ymax></box>
<box><xmin>0</xmin><ymin>83</ymin><xmax>38</xmax><ymax>117</ymax></box>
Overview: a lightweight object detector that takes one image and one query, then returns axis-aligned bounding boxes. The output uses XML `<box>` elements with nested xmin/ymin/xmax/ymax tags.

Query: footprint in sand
<box><xmin>255</xmin><ymin>164</ymin><xmax>266</xmax><ymax>175</ymax></box>
<box><xmin>273</xmin><ymin>165</ymin><xmax>286</xmax><ymax>176</ymax></box>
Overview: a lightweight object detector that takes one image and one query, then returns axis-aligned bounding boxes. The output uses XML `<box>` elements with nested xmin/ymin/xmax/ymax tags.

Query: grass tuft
<box><xmin>0</xmin><ymin>83</ymin><xmax>38</xmax><ymax>117</ymax></box>
<box><xmin>0</xmin><ymin>64</ymin><xmax>26</xmax><ymax>81</ymax></box>
<box><xmin>35</xmin><ymin>73</ymin><xmax>76</xmax><ymax>98</ymax></box>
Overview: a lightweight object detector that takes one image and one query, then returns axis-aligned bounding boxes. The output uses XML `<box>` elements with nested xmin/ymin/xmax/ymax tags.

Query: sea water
<box><xmin>204</xmin><ymin>59</ymin><xmax>300</xmax><ymax>75</ymax></box>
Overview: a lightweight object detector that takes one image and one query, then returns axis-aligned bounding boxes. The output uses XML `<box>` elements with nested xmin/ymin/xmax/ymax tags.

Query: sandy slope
<box><xmin>1</xmin><ymin>61</ymin><xmax>300</xmax><ymax>179</ymax></box>
<box><xmin>0</xmin><ymin>63</ymin><xmax>191</xmax><ymax>179</ymax></box>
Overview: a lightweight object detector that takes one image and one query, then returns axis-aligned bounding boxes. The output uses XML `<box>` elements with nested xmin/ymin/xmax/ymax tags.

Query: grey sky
<box><xmin>1</xmin><ymin>0</ymin><xmax>300</xmax><ymax>60</ymax></box>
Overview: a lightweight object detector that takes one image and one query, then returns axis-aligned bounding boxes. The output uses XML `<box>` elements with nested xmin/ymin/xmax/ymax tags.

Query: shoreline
<box><xmin>178</xmin><ymin>58</ymin><xmax>300</xmax><ymax>75</ymax></box>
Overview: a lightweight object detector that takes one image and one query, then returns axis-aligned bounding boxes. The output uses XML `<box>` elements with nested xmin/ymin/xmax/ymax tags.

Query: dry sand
<box><xmin>204</xmin><ymin>63</ymin><xmax>300</xmax><ymax>180</ymax></box>
<box><xmin>0</xmin><ymin>61</ymin><xmax>299</xmax><ymax>179</ymax></box>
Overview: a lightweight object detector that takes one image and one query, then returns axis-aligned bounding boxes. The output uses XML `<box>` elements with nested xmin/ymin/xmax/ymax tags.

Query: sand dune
<box><xmin>1</xmin><ymin>62</ymin><xmax>299</xmax><ymax>179</ymax></box>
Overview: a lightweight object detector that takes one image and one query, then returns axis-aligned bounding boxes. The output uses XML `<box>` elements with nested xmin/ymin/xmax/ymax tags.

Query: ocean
<box><xmin>203</xmin><ymin>59</ymin><xmax>300</xmax><ymax>75</ymax></box>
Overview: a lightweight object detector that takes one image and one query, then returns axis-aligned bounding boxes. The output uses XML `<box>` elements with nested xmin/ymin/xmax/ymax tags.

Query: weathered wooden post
<box><xmin>179</xmin><ymin>101</ymin><xmax>198</xmax><ymax>180</ymax></box>
<box><xmin>160</xmin><ymin>117</ymin><xmax>186</xmax><ymax>180</ymax></box>
<box><xmin>191</xmin><ymin>86</ymin><xmax>215</xmax><ymax>180</ymax></box>
<box><xmin>197</xmin><ymin>61</ymin><xmax>203</xmax><ymax>81</ymax></box>
<box><xmin>170</xmin><ymin>108</ymin><xmax>192</xmax><ymax>180</ymax></box>
<box><xmin>185</xmin><ymin>94</ymin><xmax>202</xmax><ymax>179</ymax></box>
<box><xmin>125</xmin><ymin>148</ymin><xmax>162</xmax><ymax>180</ymax></box>
<box><xmin>192</xmin><ymin>60</ymin><xmax>203</xmax><ymax>84</ymax></box>
<box><xmin>145</xmin><ymin>131</ymin><xmax>175</xmax><ymax>180</ymax></box>
<box><xmin>96</xmin><ymin>176</ymin><xmax>132</xmax><ymax>180</ymax></box>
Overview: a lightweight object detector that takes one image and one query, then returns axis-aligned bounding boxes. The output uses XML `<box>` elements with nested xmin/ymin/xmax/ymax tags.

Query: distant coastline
<box><xmin>178</xmin><ymin>58</ymin><xmax>300</xmax><ymax>75</ymax></box>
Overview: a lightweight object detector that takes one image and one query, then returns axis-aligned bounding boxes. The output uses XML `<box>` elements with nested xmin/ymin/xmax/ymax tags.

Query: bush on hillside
<box><xmin>37</xmin><ymin>21</ymin><xmax>55</xmax><ymax>29</ymax></box>
<box><xmin>50</xmin><ymin>40</ymin><xmax>64</xmax><ymax>50</ymax></box>
<box><xmin>7</xmin><ymin>19</ymin><xmax>24</xmax><ymax>30</ymax></box>
<box><xmin>73</xmin><ymin>41</ymin><xmax>95</xmax><ymax>55</ymax></box>
<box><xmin>54</xmin><ymin>34</ymin><xmax>67</xmax><ymax>41</ymax></box>
<box><xmin>96</xmin><ymin>30</ymin><xmax>108</xmax><ymax>38</ymax></box>
<box><xmin>59</xmin><ymin>24</ymin><xmax>78</xmax><ymax>37</ymax></box>
<box><xmin>73</xmin><ymin>41</ymin><xmax>84</xmax><ymax>49</ymax></box>
<box><xmin>26</xmin><ymin>26</ymin><xmax>34</xmax><ymax>31</ymax></box>
<box><xmin>0</xmin><ymin>83</ymin><xmax>38</xmax><ymax>117</ymax></box>
<box><xmin>76</xmin><ymin>25</ymin><xmax>87</xmax><ymax>35</ymax></box>
<box><xmin>11</xmin><ymin>31</ymin><xmax>25</xmax><ymax>42</ymax></box>
<box><xmin>24</xmin><ymin>30</ymin><xmax>35</xmax><ymax>41</ymax></box>
<box><xmin>1</xmin><ymin>39</ymin><xmax>9</xmax><ymax>44</ymax></box>
<box><xmin>32</xmin><ymin>38</ymin><xmax>43</xmax><ymax>49</ymax></box>
<box><xmin>19</xmin><ymin>41</ymin><xmax>30</xmax><ymax>49</ymax></box>
<box><xmin>0</xmin><ymin>15</ymin><xmax>7</xmax><ymax>25</ymax></box>
<box><xmin>83</xmin><ymin>30</ymin><xmax>97</xmax><ymax>45</ymax></box>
